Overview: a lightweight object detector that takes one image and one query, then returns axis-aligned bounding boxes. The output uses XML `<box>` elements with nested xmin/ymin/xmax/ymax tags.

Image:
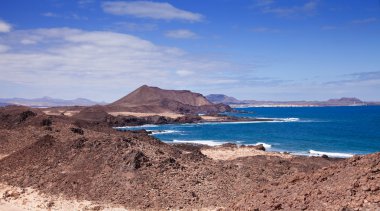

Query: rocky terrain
<box><xmin>0</xmin><ymin>105</ymin><xmax>379</xmax><ymax>210</ymax></box>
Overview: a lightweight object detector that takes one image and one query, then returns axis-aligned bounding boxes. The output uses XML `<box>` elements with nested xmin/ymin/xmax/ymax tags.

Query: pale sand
<box><xmin>42</xmin><ymin>110</ymin><xmax>80</xmax><ymax>117</ymax></box>
<box><xmin>201</xmin><ymin>147</ymin><xmax>293</xmax><ymax>160</ymax></box>
<box><xmin>200</xmin><ymin>115</ymin><xmax>229</xmax><ymax>121</ymax></box>
<box><xmin>0</xmin><ymin>183</ymin><xmax>221</xmax><ymax>211</ymax></box>
<box><xmin>0</xmin><ymin>183</ymin><xmax>127</xmax><ymax>211</ymax></box>
<box><xmin>108</xmin><ymin>111</ymin><xmax>183</xmax><ymax>119</ymax></box>
<box><xmin>44</xmin><ymin>109</ymin><xmax>231</xmax><ymax>122</ymax></box>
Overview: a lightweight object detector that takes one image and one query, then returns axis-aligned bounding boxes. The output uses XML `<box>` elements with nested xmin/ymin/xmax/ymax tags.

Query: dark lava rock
<box><xmin>70</xmin><ymin>127</ymin><xmax>84</xmax><ymax>135</ymax></box>
<box><xmin>71</xmin><ymin>137</ymin><xmax>87</xmax><ymax>149</ymax></box>
<box><xmin>19</xmin><ymin>110</ymin><xmax>37</xmax><ymax>122</ymax></box>
<box><xmin>124</xmin><ymin>150</ymin><xmax>150</xmax><ymax>170</ymax></box>
<box><xmin>41</xmin><ymin>118</ymin><xmax>52</xmax><ymax>126</ymax></box>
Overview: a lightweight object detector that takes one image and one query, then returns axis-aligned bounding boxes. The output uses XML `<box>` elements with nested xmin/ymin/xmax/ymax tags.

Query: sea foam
<box><xmin>172</xmin><ymin>139</ymin><xmax>226</xmax><ymax>146</ymax></box>
<box><xmin>197</xmin><ymin>117</ymin><xmax>301</xmax><ymax>126</ymax></box>
<box><xmin>149</xmin><ymin>130</ymin><xmax>181</xmax><ymax>135</ymax></box>
<box><xmin>308</xmin><ymin>150</ymin><xmax>354</xmax><ymax>158</ymax></box>
<box><xmin>256</xmin><ymin>117</ymin><xmax>300</xmax><ymax>122</ymax></box>
<box><xmin>253</xmin><ymin>142</ymin><xmax>272</xmax><ymax>149</ymax></box>
<box><xmin>114</xmin><ymin>124</ymin><xmax>159</xmax><ymax>129</ymax></box>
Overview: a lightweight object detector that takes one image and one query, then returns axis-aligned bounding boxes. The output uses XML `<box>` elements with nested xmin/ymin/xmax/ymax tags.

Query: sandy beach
<box><xmin>0</xmin><ymin>183</ymin><xmax>127</xmax><ymax>211</ymax></box>
<box><xmin>201</xmin><ymin>146</ymin><xmax>293</xmax><ymax>160</ymax></box>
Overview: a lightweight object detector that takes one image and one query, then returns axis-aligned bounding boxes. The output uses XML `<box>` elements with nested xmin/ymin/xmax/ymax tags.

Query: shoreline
<box><xmin>167</xmin><ymin>142</ymin><xmax>353</xmax><ymax>159</ymax></box>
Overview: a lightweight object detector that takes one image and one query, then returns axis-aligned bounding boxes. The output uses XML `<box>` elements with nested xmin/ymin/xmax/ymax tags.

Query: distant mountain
<box><xmin>206</xmin><ymin>94</ymin><xmax>378</xmax><ymax>107</ymax></box>
<box><xmin>0</xmin><ymin>97</ymin><xmax>105</xmax><ymax>107</ymax></box>
<box><xmin>325</xmin><ymin>97</ymin><xmax>364</xmax><ymax>105</ymax></box>
<box><xmin>0</xmin><ymin>102</ymin><xmax>11</xmax><ymax>107</ymax></box>
<box><xmin>206</xmin><ymin>94</ymin><xmax>242</xmax><ymax>104</ymax></box>
<box><xmin>107</xmin><ymin>85</ymin><xmax>231</xmax><ymax>114</ymax></box>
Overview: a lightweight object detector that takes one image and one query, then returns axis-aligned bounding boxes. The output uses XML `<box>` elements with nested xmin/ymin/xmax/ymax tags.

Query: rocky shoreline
<box><xmin>0</xmin><ymin>105</ymin><xmax>379</xmax><ymax>210</ymax></box>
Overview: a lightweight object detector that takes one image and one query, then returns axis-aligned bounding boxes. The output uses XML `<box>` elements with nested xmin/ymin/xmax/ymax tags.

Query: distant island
<box><xmin>0</xmin><ymin>97</ymin><xmax>106</xmax><ymax>107</ymax></box>
<box><xmin>206</xmin><ymin>94</ymin><xmax>380</xmax><ymax>107</ymax></box>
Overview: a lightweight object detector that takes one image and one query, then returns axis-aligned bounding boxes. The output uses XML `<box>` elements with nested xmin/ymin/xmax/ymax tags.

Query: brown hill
<box><xmin>73</xmin><ymin>105</ymin><xmax>113</xmax><ymax>122</ymax></box>
<box><xmin>107</xmin><ymin>85</ymin><xmax>231</xmax><ymax>114</ymax></box>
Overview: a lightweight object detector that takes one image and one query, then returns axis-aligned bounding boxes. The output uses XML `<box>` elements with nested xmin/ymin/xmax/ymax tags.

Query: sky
<box><xmin>0</xmin><ymin>0</ymin><xmax>379</xmax><ymax>102</ymax></box>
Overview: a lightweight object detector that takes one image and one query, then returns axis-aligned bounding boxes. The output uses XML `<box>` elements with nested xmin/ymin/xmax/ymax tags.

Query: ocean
<box><xmin>117</xmin><ymin>106</ymin><xmax>380</xmax><ymax>158</ymax></box>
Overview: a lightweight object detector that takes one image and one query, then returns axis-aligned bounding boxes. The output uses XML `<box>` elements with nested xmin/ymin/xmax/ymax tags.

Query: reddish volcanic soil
<box><xmin>0</xmin><ymin>106</ymin><xmax>379</xmax><ymax>210</ymax></box>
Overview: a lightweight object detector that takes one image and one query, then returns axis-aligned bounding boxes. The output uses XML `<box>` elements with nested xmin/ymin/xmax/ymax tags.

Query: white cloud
<box><xmin>255</xmin><ymin>0</ymin><xmax>274</xmax><ymax>6</ymax></box>
<box><xmin>20</xmin><ymin>39</ymin><xmax>38</xmax><ymax>45</ymax></box>
<box><xmin>352</xmin><ymin>18</ymin><xmax>377</xmax><ymax>24</ymax></box>
<box><xmin>42</xmin><ymin>12</ymin><xmax>59</xmax><ymax>17</ymax></box>
<box><xmin>0</xmin><ymin>20</ymin><xmax>12</xmax><ymax>33</ymax></box>
<box><xmin>321</xmin><ymin>25</ymin><xmax>337</xmax><ymax>30</ymax></box>
<box><xmin>0</xmin><ymin>28</ymin><xmax>234</xmax><ymax>92</ymax></box>
<box><xmin>0</xmin><ymin>44</ymin><xmax>9</xmax><ymax>52</ymax></box>
<box><xmin>102</xmin><ymin>1</ymin><xmax>203</xmax><ymax>22</ymax></box>
<box><xmin>176</xmin><ymin>69</ymin><xmax>194</xmax><ymax>77</ymax></box>
<box><xmin>78</xmin><ymin>0</ymin><xmax>94</xmax><ymax>7</ymax></box>
<box><xmin>165</xmin><ymin>29</ymin><xmax>198</xmax><ymax>39</ymax></box>
<box><xmin>255</xmin><ymin>0</ymin><xmax>318</xmax><ymax>17</ymax></box>
<box><xmin>251</xmin><ymin>27</ymin><xmax>279</xmax><ymax>33</ymax></box>
<box><xmin>42</xmin><ymin>12</ymin><xmax>88</xmax><ymax>20</ymax></box>
<box><xmin>113</xmin><ymin>22</ymin><xmax>158</xmax><ymax>31</ymax></box>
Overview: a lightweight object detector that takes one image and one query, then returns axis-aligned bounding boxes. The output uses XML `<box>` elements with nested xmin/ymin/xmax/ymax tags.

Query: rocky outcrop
<box><xmin>73</xmin><ymin>105</ymin><xmax>113</xmax><ymax>122</ymax></box>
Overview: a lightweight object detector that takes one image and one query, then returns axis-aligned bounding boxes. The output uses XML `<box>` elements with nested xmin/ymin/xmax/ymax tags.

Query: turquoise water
<box><xmin>117</xmin><ymin>106</ymin><xmax>380</xmax><ymax>158</ymax></box>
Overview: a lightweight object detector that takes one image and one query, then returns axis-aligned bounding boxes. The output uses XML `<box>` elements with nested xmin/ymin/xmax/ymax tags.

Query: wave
<box><xmin>114</xmin><ymin>124</ymin><xmax>159</xmax><ymax>129</ymax></box>
<box><xmin>308</xmin><ymin>150</ymin><xmax>353</xmax><ymax>158</ymax></box>
<box><xmin>256</xmin><ymin>117</ymin><xmax>301</xmax><ymax>122</ymax></box>
<box><xmin>244</xmin><ymin>142</ymin><xmax>272</xmax><ymax>149</ymax></box>
<box><xmin>172</xmin><ymin>139</ymin><xmax>226</xmax><ymax>146</ymax></box>
<box><xmin>279</xmin><ymin>117</ymin><xmax>300</xmax><ymax>122</ymax></box>
<box><xmin>253</xmin><ymin>142</ymin><xmax>272</xmax><ymax>149</ymax></box>
<box><xmin>148</xmin><ymin>130</ymin><xmax>181</xmax><ymax>135</ymax></box>
<box><xmin>195</xmin><ymin>119</ymin><xmax>299</xmax><ymax>126</ymax></box>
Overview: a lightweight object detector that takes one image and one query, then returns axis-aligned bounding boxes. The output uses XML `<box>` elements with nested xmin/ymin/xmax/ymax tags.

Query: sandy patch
<box><xmin>200</xmin><ymin>115</ymin><xmax>229</xmax><ymax>121</ymax></box>
<box><xmin>42</xmin><ymin>110</ymin><xmax>80</xmax><ymax>117</ymax></box>
<box><xmin>108</xmin><ymin>112</ymin><xmax>183</xmax><ymax>119</ymax></box>
<box><xmin>0</xmin><ymin>183</ymin><xmax>127</xmax><ymax>211</ymax></box>
<box><xmin>201</xmin><ymin>147</ymin><xmax>292</xmax><ymax>160</ymax></box>
<box><xmin>0</xmin><ymin>154</ymin><xmax>8</xmax><ymax>160</ymax></box>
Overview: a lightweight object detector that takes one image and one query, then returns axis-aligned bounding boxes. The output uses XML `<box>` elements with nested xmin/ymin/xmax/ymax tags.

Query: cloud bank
<box><xmin>102</xmin><ymin>1</ymin><xmax>203</xmax><ymax>22</ymax></box>
<box><xmin>0</xmin><ymin>27</ymin><xmax>235</xmax><ymax>100</ymax></box>
<box><xmin>165</xmin><ymin>29</ymin><xmax>198</xmax><ymax>39</ymax></box>
<box><xmin>0</xmin><ymin>20</ymin><xmax>12</xmax><ymax>33</ymax></box>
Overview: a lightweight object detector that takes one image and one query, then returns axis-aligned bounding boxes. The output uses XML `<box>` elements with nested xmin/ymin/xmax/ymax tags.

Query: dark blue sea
<box><xmin>117</xmin><ymin>106</ymin><xmax>380</xmax><ymax>158</ymax></box>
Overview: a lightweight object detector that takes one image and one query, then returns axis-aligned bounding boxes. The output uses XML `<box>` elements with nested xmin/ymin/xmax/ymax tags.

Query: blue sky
<box><xmin>0</xmin><ymin>0</ymin><xmax>379</xmax><ymax>102</ymax></box>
